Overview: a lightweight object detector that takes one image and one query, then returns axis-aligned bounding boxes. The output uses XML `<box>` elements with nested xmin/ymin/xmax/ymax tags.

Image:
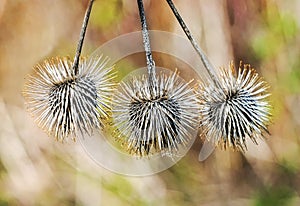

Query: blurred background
<box><xmin>0</xmin><ymin>0</ymin><xmax>300</xmax><ymax>205</ymax></box>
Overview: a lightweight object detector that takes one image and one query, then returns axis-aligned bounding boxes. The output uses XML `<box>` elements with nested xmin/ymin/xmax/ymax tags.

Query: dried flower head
<box><xmin>23</xmin><ymin>56</ymin><xmax>115</xmax><ymax>141</ymax></box>
<box><xmin>198</xmin><ymin>62</ymin><xmax>271</xmax><ymax>151</ymax></box>
<box><xmin>112</xmin><ymin>70</ymin><xmax>200</xmax><ymax>157</ymax></box>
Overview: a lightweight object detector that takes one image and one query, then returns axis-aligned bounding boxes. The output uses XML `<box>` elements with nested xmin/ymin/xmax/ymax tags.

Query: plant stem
<box><xmin>166</xmin><ymin>0</ymin><xmax>221</xmax><ymax>88</ymax></box>
<box><xmin>137</xmin><ymin>0</ymin><xmax>156</xmax><ymax>85</ymax></box>
<box><xmin>72</xmin><ymin>0</ymin><xmax>95</xmax><ymax>75</ymax></box>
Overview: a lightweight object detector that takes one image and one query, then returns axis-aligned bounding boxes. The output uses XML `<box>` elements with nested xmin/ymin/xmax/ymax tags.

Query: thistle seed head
<box><xmin>198</xmin><ymin>61</ymin><xmax>271</xmax><ymax>151</ymax></box>
<box><xmin>23</xmin><ymin>56</ymin><xmax>115</xmax><ymax>141</ymax></box>
<box><xmin>112</xmin><ymin>70</ymin><xmax>200</xmax><ymax>157</ymax></box>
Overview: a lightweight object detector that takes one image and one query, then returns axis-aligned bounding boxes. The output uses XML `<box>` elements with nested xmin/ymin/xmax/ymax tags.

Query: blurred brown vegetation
<box><xmin>0</xmin><ymin>0</ymin><xmax>300</xmax><ymax>205</ymax></box>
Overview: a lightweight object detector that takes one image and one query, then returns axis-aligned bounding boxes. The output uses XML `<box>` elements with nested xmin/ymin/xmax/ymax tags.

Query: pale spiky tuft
<box><xmin>23</xmin><ymin>56</ymin><xmax>115</xmax><ymax>141</ymax></box>
<box><xmin>112</xmin><ymin>70</ymin><xmax>200</xmax><ymax>157</ymax></box>
<box><xmin>198</xmin><ymin>62</ymin><xmax>271</xmax><ymax>151</ymax></box>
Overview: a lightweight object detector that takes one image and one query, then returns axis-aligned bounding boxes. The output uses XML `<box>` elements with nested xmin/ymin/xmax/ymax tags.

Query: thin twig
<box><xmin>137</xmin><ymin>0</ymin><xmax>157</xmax><ymax>85</ymax></box>
<box><xmin>166</xmin><ymin>0</ymin><xmax>222</xmax><ymax>88</ymax></box>
<box><xmin>72</xmin><ymin>0</ymin><xmax>95</xmax><ymax>75</ymax></box>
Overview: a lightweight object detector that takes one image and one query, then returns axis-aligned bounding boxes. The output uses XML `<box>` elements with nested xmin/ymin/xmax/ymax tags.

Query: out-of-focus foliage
<box><xmin>90</xmin><ymin>0</ymin><xmax>123</xmax><ymax>30</ymax></box>
<box><xmin>252</xmin><ymin>6</ymin><xmax>298</xmax><ymax>60</ymax></box>
<box><xmin>254</xmin><ymin>186</ymin><xmax>296</xmax><ymax>206</ymax></box>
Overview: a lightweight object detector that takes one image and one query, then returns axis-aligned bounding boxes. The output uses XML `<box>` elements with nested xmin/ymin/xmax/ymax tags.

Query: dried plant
<box><xmin>166</xmin><ymin>0</ymin><xmax>271</xmax><ymax>151</ymax></box>
<box><xmin>23</xmin><ymin>56</ymin><xmax>114</xmax><ymax>141</ymax></box>
<box><xmin>111</xmin><ymin>0</ymin><xmax>199</xmax><ymax>157</ymax></box>
<box><xmin>113</xmin><ymin>70</ymin><xmax>199</xmax><ymax>156</ymax></box>
<box><xmin>23</xmin><ymin>0</ymin><xmax>115</xmax><ymax>141</ymax></box>
<box><xmin>198</xmin><ymin>62</ymin><xmax>270</xmax><ymax>150</ymax></box>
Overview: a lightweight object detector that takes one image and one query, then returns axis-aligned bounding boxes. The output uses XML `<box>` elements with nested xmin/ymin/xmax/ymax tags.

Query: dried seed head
<box><xmin>112</xmin><ymin>70</ymin><xmax>200</xmax><ymax>157</ymax></box>
<box><xmin>198</xmin><ymin>61</ymin><xmax>271</xmax><ymax>151</ymax></box>
<box><xmin>23</xmin><ymin>56</ymin><xmax>115</xmax><ymax>141</ymax></box>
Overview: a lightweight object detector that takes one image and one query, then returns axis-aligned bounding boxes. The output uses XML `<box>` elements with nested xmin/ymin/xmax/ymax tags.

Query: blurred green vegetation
<box><xmin>282</xmin><ymin>59</ymin><xmax>300</xmax><ymax>94</ymax></box>
<box><xmin>253</xmin><ymin>186</ymin><xmax>295</xmax><ymax>206</ymax></box>
<box><xmin>252</xmin><ymin>7</ymin><xmax>298</xmax><ymax>60</ymax></box>
<box><xmin>90</xmin><ymin>0</ymin><xmax>123</xmax><ymax>30</ymax></box>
